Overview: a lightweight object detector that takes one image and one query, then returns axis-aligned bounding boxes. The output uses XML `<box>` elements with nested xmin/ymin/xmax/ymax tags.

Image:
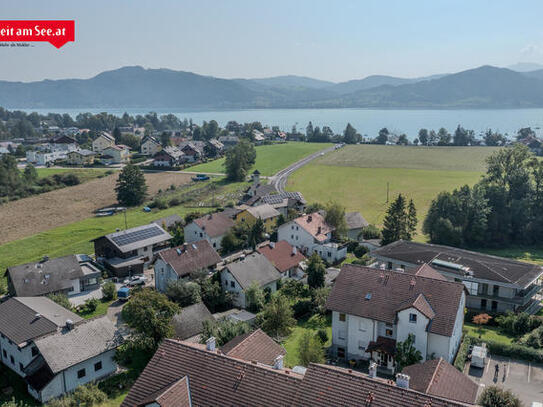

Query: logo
<box><xmin>0</xmin><ymin>20</ymin><xmax>74</xmax><ymax>48</ymax></box>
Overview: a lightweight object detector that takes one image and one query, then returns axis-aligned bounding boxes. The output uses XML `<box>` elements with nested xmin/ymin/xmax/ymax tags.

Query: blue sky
<box><xmin>2</xmin><ymin>0</ymin><xmax>543</xmax><ymax>82</ymax></box>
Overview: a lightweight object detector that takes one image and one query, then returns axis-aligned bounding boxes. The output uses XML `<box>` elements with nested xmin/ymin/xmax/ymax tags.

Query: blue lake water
<box><xmin>23</xmin><ymin>108</ymin><xmax>543</xmax><ymax>139</ymax></box>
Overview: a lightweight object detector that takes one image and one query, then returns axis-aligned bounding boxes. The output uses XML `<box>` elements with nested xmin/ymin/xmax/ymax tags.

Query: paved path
<box><xmin>270</xmin><ymin>145</ymin><xmax>337</xmax><ymax>193</ymax></box>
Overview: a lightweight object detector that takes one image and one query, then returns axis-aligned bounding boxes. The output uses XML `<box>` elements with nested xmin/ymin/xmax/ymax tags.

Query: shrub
<box><xmin>46</xmin><ymin>383</ymin><xmax>107</xmax><ymax>407</ymax></box>
<box><xmin>47</xmin><ymin>293</ymin><xmax>72</xmax><ymax>310</ymax></box>
<box><xmin>316</xmin><ymin>328</ymin><xmax>329</xmax><ymax>344</ymax></box>
<box><xmin>495</xmin><ymin>311</ymin><xmax>542</xmax><ymax>337</ymax></box>
<box><xmin>353</xmin><ymin>245</ymin><xmax>368</xmax><ymax>258</ymax></box>
<box><xmin>292</xmin><ymin>299</ymin><xmax>313</xmax><ymax>319</ymax></box>
<box><xmin>467</xmin><ymin>334</ymin><xmax>543</xmax><ymax>364</ymax></box>
<box><xmin>149</xmin><ymin>198</ymin><xmax>168</xmax><ymax>210</ymax></box>
<box><xmin>168</xmin><ymin>197</ymin><xmax>181</xmax><ymax>206</ymax></box>
<box><xmin>81</xmin><ymin>298</ymin><xmax>99</xmax><ymax>313</ymax></box>
<box><xmin>102</xmin><ymin>281</ymin><xmax>117</xmax><ymax>301</ymax></box>
<box><xmin>360</xmin><ymin>224</ymin><xmax>382</xmax><ymax>240</ymax></box>
<box><xmin>346</xmin><ymin>241</ymin><xmax>359</xmax><ymax>253</ymax></box>
<box><xmin>453</xmin><ymin>336</ymin><xmax>472</xmax><ymax>371</ymax></box>
<box><xmin>478</xmin><ymin>386</ymin><xmax>522</xmax><ymax>407</ymax></box>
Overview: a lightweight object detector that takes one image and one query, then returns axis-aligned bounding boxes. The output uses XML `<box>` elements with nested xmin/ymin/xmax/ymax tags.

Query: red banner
<box><xmin>0</xmin><ymin>20</ymin><xmax>74</xmax><ymax>48</ymax></box>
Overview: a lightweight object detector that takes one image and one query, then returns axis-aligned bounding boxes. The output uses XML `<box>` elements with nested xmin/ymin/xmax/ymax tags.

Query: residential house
<box><xmin>234</xmin><ymin>203</ymin><xmax>280</xmax><ymax>233</ymax></box>
<box><xmin>0</xmin><ymin>297</ymin><xmax>83</xmax><ymax>380</ymax></box>
<box><xmin>220</xmin><ymin>329</ymin><xmax>286</xmax><ymax>367</ymax></box>
<box><xmin>220</xmin><ymin>252</ymin><xmax>281</xmax><ymax>308</ymax></box>
<box><xmin>92</xmin><ymin>132</ymin><xmax>115</xmax><ymax>153</ymax></box>
<box><xmin>218</xmin><ymin>135</ymin><xmax>239</xmax><ymax>147</ymax></box>
<box><xmin>171</xmin><ymin>302</ymin><xmax>214</xmax><ymax>342</ymax></box>
<box><xmin>6</xmin><ymin>254</ymin><xmax>101</xmax><ymax>298</ymax></box>
<box><xmin>184</xmin><ymin>212</ymin><xmax>234</xmax><ymax>251</ymax></box>
<box><xmin>154</xmin><ymin>240</ymin><xmax>222</xmax><ymax>292</ymax></box>
<box><xmin>25</xmin><ymin>316</ymin><xmax>122</xmax><ymax>403</ymax></box>
<box><xmin>326</xmin><ymin>264</ymin><xmax>466</xmax><ymax>371</ymax></box>
<box><xmin>66</xmin><ymin>149</ymin><xmax>96</xmax><ymax>165</ymax></box>
<box><xmin>140</xmin><ymin>135</ymin><xmax>162</xmax><ymax>156</ymax></box>
<box><xmin>372</xmin><ymin>240</ymin><xmax>543</xmax><ymax>314</ymax></box>
<box><xmin>277</xmin><ymin>212</ymin><xmax>347</xmax><ymax>263</ymax></box>
<box><xmin>101</xmin><ymin>144</ymin><xmax>130</xmax><ymax>164</ymax></box>
<box><xmin>258</xmin><ymin>191</ymin><xmax>307</xmax><ymax>216</ymax></box>
<box><xmin>206</xmin><ymin>138</ymin><xmax>224</xmax><ymax>156</ymax></box>
<box><xmin>178</xmin><ymin>141</ymin><xmax>205</xmax><ymax>162</ymax></box>
<box><xmin>120</xmin><ymin>338</ymin><xmax>473</xmax><ymax>407</ymax></box>
<box><xmin>47</xmin><ymin>135</ymin><xmax>78</xmax><ymax>152</ymax></box>
<box><xmin>252</xmin><ymin>129</ymin><xmax>265</xmax><ymax>144</ymax></box>
<box><xmin>402</xmin><ymin>358</ymin><xmax>479</xmax><ymax>405</ymax></box>
<box><xmin>93</xmin><ymin>224</ymin><xmax>172</xmax><ymax>277</ymax></box>
<box><xmin>257</xmin><ymin>241</ymin><xmax>306</xmax><ymax>279</ymax></box>
<box><xmin>344</xmin><ymin>211</ymin><xmax>369</xmax><ymax>241</ymax></box>
<box><xmin>153</xmin><ymin>146</ymin><xmax>184</xmax><ymax>167</ymax></box>
<box><xmin>151</xmin><ymin>214</ymin><xmax>184</xmax><ymax>230</ymax></box>
<box><xmin>25</xmin><ymin>150</ymin><xmax>66</xmax><ymax>166</ymax></box>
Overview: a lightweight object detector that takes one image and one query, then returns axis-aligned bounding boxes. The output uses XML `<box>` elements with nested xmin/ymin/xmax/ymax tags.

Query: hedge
<box><xmin>454</xmin><ymin>336</ymin><xmax>472</xmax><ymax>371</ymax></box>
<box><xmin>466</xmin><ymin>334</ymin><xmax>543</xmax><ymax>364</ymax></box>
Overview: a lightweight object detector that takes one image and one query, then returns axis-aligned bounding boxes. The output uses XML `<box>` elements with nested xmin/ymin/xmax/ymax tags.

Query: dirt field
<box><xmin>0</xmin><ymin>172</ymin><xmax>193</xmax><ymax>245</ymax></box>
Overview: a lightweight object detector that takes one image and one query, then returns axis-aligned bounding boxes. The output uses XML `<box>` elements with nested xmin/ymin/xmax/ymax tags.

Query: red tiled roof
<box><xmin>366</xmin><ymin>336</ymin><xmax>396</xmax><ymax>355</ymax></box>
<box><xmin>122</xmin><ymin>339</ymin><xmax>473</xmax><ymax>407</ymax></box>
<box><xmin>294</xmin><ymin>212</ymin><xmax>334</xmax><ymax>242</ymax></box>
<box><xmin>402</xmin><ymin>358</ymin><xmax>479</xmax><ymax>405</ymax></box>
<box><xmin>193</xmin><ymin>212</ymin><xmax>234</xmax><ymax>238</ymax></box>
<box><xmin>258</xmin><ymin>241</ymin><xmax>306</xmax><ymax>273</ymax></box>
<box><xmin>138</xmin><ymin>376</ymin><xmax>191</xmax><ymax>407</ymax></box>
<box><xmin>221</xmin><ymin>329</ymin><xmax>286</xmax><ymax>366</ymax></box>
<box><xmin>159</xmin><ymin>240</ymin><xmax>221</xmax><ymax>278</ymax></box>
<box><xmin>396</xmin><ymin>293</ymin><xmax>436</xmax><ymax>320</ymax></box>
<box><xmin>326</xmin><ymin>264</ymin><xmax>465</xmax><ymax>337</ymax></box>
<box><xmin>413</xmin><ymin>263</ymin><xmax>448</xmax><ymax>281</ymax></box>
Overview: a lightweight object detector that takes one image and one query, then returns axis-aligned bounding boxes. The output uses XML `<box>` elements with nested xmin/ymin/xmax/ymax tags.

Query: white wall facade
<box><xmin>396</xmin><ymin>308</ymin><xmax>429</xmax><ymax>361</ymax></box>
<box><xmin>0</xmin><ymin>335</ymin><xmax>37</xmax><ymax>377</ymax></box>
<box><xmin>154</xmin><ymin>258</ymin><xmax>179</xmax><ymax>293</ymax></box>
<box><xmin>220</xmin><ymin>270</ymin><xmax>277</xmax><ymax>309</ymax></box>
<box><xmin>184</xmin><ymin>223</ymin><xmax>224</xmax><ymax>250</ymax></box>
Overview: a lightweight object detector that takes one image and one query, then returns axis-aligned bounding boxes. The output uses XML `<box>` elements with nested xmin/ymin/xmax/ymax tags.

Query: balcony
<box><xmin>475</xmin><ymin>284</ymin><xmax>541</xmax><ymax>306</ymax></box>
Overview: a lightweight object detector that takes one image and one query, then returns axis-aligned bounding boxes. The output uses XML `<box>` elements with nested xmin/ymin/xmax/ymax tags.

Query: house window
<box><xmin>387</xmin><ymin>262</ymin><xmax>392</xmax><ymax>270</ymax></box>
<box><xmin>143</xmin><ymin>247</ymin><xmax>148</xmax><ymax>252</ymax></box>
<box><xmin>19</xmin><ymin>363</ymin><xmax>23</xmax><ymax>371</ymax></box>
<box><xmin>77</xmin><ymin>368</ymin><xmax>86</xmax><ymax>379</ymax></box>
<box><xmin>10</xmin><ymin>355</ymin><xmax>14</xmax><ymax>364</ymax></box>
<box><xmin>213</xmin><ymin>242</ymin><xmax>216</xmax><ymax>248</ymax></box>
<box><xmin>291</xmin><ymin>235</ymin><xmax>294</xmax><ymax>239</ymax></box>
<box><xmin>87</xmin><ymin>278</ymin><xmax>97</xmax><ymax>285</ymax></box>
<box><xmin>481</xmin><ymin>299</ymin><xmax>487</xmax><ymax>309</ymax></box>
<box><xmin>358</xmin><ymin>341</ymin><xmax>365</xmax><ymax>351</ymax></box>
<box><xmin>328</xmin><ymin>252</ymin><xmax>331</xmax><ymax>257</ymax></box>
<box><xmin>412</xmin><ymin>335</ymin><xmax>416</xmax><ymax>344</ymax></box>
<box><xmin>230</xmin><ymin>281</ymin><xmax>235</xmax><ymax>288</ymax></box>
<box><xmin>94</xmin><ymin>361</ymin><xmax>102</xmax><ymax>372</ymax></box>
<box><xmin>199</xmin><ymin>232</ymin><xmax>203</xmax><ymax>238</ymax></box>
<box><xmin>31</xmin><ymin>347</ymin><xmax>38</xmax><ymax>357</ymax></box>
<box><xmin>386</xmin><ymin>329</ymin><xmax>393</xmax><ymax>337</ymax></box>
<box><xmin>491</xmin><ymin>301</ymin><xmax>498</xmax><ymax>312</ymax></box>
<box><xmin>339</xmin><ymin>313</ymin><xmax>346</xmax><ymax>322</ymax></box>
<box><xmin>337</xmin><ymin>347</ymin><xmax>345</xmax><ymax>358</ymax></box>
<box><xmin>338</xmin><ymin>330</ymin><xmax>346</xmax><ymax>340</ymax></box>
<box><xmin>2</xmin><ymin>350</ymin><xmax>6</xmax><ymax>358</ymax></box>
<box><xmin>409</xmin><ymin>313</ymin><xmax>417</xmax><ymax>323</ymax></box>
<box><xmin>493</xmin><ymin>285</ymin><xmax>500</xmax><ymax>296</ymax></box>
<box><xmin>296</xmin><ymin>236</ymin><xmax>298</xmax><ymax>241</ymax></box>
<box><xmin>359</xmin><ymin>320</ymin><xmax>366</xmax><ymax>331</ymax></box>
<box><xmin>68</xmin><ymin>286</ymin><xmax>74</xmax><ymax>292</ymax></box>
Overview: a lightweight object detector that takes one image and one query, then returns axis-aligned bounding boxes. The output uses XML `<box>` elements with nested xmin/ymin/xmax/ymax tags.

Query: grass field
<box><xmin>186</xmin><ymin>142</ymin><xmax>332</xmax><ymax>176</ymax></box>
<box><xmin>464</xmin><ymin>323</ymin><xmax>515</xmax><ymax>345</ymax></box>
<box><xmin>282</xmin><ymin>314</ymin><xmax>332</xmax><ymax>368</ymax></box>
<box><xmin>35</xmin><ymin>167</ymin><xmax>111</xmax><ymax>181</ymax></box>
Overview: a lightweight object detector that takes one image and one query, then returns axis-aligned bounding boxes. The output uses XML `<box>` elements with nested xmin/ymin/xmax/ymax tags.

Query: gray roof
<box><xmin>172</xmin><ymin>302</ymin><xmax>214</xmax><ymax>340</ymax></box>
<box><xmin>7</xmin><ymin>255</ymin><xmax>86</xmax><ymax>297</ymax></box>
<box><xmin>0</xmin><ymin>297</ymin><xmax>82</xmax><ymax>345</ymax></box>
<box><xmin>245</xmin><ymin>204</ymin><xmax>280</xmax><ymax>220</ymax></box>
<box><xmin>225</xmin><ymin>252</ymin><xmax>281</xmax><ymax>290</ymax></box>
<box><xmin>102</xmin><ymin>224</ymin><xmax>172</xmax><ymax>253</ymax></box>
<box><xmin>260</xmin><ymin>191</ymin><xmax>306</xmax><ymax>206</ymax></box>
<box><xmin>152</xmin><ymin>214</ymin><xmax>184</xmax><ymax>229</ymax></box>
<box><xmin>71</xmin><ymin>149</ymin><xmax>96</xmax><ymax>156</ymax></box>
<box><xmin>35</xmin><ymin>316</ymin><xmax>122</xmax><ymax>374</ymax></box>
<box><xmin>345</xmin><ymin>212</ymin><xmax>369</xmax><ymax>230</ymax></box>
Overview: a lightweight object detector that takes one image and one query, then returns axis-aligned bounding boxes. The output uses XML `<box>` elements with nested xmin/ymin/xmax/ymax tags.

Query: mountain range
<box><xmin>2</xmin><ymin>64</ymin><xmax>543</xmax><ymax>109</ymax></box>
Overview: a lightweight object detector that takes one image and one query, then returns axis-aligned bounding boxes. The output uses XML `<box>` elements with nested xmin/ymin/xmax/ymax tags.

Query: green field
<box><xmin>282</xmin><ymin>315</ymin><xmax>331</xmax><ymax>368</ymax></box>
<box><xmin>464</xmin><ymin>323</ymin><xmax>515</xmax><ymax>345</ymax></box>
<box><xmin>186</xmin><ymin>142</ymin><xmax>331</xmax><ymax>176</ymax></box>
<box><xmin>36</xmin><ymin>167</ymin><xmax>111</xmax><ymax>182</ymax></box>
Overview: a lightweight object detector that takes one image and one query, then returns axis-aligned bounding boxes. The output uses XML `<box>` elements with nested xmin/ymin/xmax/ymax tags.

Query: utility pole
<box><xmin>386</xmin><ymin>182</ymin><xmax>390</xmax><ymax>203</ymax></box>
<box><xmin>123</xmin><ymin>209</ymin><xmax>128</xmax><ymax>230</ymax></box>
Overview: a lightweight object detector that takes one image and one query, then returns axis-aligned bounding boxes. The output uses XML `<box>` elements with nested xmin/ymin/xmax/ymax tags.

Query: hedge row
<box><xmin>453</xmin><ymin>336</ymin><xmax>472</xmax><ymax>371</ymax></box>
<box><xmin>466</xmin><ymin>334</ymin><xmax>543</xmax><ymax>364</ymax></box>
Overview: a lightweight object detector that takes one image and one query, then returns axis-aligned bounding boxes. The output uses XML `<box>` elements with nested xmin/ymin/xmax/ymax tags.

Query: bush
<box><xmin>495</xmin><ymin>311</ymin><xmax>542</xmax><ymax>337</ymax></box>
<box><xmin>360</xmin><ymin>224</ymin><xmax>382</xmax><ymax>240</ymax></box>
<box><xmin>47</xmin><ymin>293</ymin><xmax>72</xmax><ymax>310</ymax></box>
<box><xmin>292</xmin><ymin>299</ymin><xmax>313</xmax><ymax>319</ymax></box>
<box><xmin>102</xmin><ymin>281</ymin><xmax>117</xmax><ymax>301</ymax></box>
<box><xmin>316</xmin><ymin>328</ymin><xmax>329</xmax><ymax>344</ymax></box>
<box><xmin>353</xmin><ymin>245</ymin><xmax>368</xmax><ymax>258</ymax></box>
<box><xmin>280</xmin><ymin>279</ymin><xmax>310</xmax><ymax>299</ymax></box>
<box><xmin>168</xmin><ymin>197</ymin><xmax>181</xmax><ymax>206</ymax></box>
<box><xmin>453</xmin><ymin>336</ymin><xmax>472</xmax><ymax>371</ymax></box>
<box><xmin>81</xmin><ymin>298</ymin><xmax>99</xmax><ymax>313</ymax></box>
<box><xmin>46</xmin><ymin>383</ymin><xmax>107</xmax><ymax>407</ymax></box>
<box><xmin>346</xmin><ymin>241</ymin><xmax>359</xmax><ymax>253</ymax></box>
<box><xmin>149</xmin><ymin>198</ymin><xmax>168</xmax><ymax>210</ymax></box>
<box><xmin>467</xmin><ymin>334</ymin><xmax>543</xmax><ymax>364</ymax></box>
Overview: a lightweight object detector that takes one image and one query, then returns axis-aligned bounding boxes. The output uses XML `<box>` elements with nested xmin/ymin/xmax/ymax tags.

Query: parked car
<box><xmin>117</xmin><ymin>286</ymin><xmax>130</xmax><ymax>301</ymax></box>
<box><xmin>192</xmin><ymin>173</ymin><xmax>210</xmax><ymax>181</ymax></box>
<box><xmin>124</xmin><ymin>275</ymin><xmax>148</xmax><ymax>287</ymax></box>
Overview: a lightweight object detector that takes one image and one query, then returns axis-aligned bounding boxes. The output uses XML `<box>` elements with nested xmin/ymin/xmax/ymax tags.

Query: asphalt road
<box><xmin>270</xmin><ymin>145</ymin><xmax>337</xmax><ymax>193</ymax></box>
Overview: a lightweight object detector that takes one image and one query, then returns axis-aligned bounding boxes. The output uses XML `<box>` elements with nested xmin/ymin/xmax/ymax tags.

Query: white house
<box><xmin>326</xmin><ymin>264</ymin><xmax>466</xmax><ymax>372</ymax></box>
<box><xmin>92</xmin><ymin>132</ymin><xmax>116</xmax><ymax>152</ymax></box>
<box><xmin>220</xmin><ymin>252</ymin><xmax>281</xmax><ymax>308</ymax></box>
<box><xmin>141</xmin><ymin>135</ymin><xmax>162</xmax><ymax>156</ymax></box>
<box><xmin>101</xmin><ymin>144</ymin><xmax>130</xmax><ymax>164</ymax></box>
<box><xmin>26</xmin><ymin>150</ymin><xmax>67</xmax><ymax>166</ymax></box>
<box><xmin>184</xmin><ymin>212</ymin><xmax>234</xmax><ymax>251</ymax></box>
<box><xmin>277</xmin><ymin>212</ymin><xmax>347</xmax><ymax>263</ymax></box>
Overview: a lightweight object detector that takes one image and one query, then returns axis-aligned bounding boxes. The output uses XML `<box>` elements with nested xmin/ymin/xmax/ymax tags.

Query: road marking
<box><xmin>528</xmin><ymin>362</ymin><xmax>531</xmax><ymax>383</ymax></box>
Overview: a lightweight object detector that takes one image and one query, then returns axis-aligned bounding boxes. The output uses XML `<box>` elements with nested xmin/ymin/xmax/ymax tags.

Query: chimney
<box><xmin>368</xmin><ymin>362</ymin><xmax>377</xmax><ymax>378</ymax></box>
<box><xmin>206</xmin><ymin>336</ymin><xmax>216</xmax><ymax>352</ymax></box>
<box><xmin>273</xmin><ymin>355</ymin><xmax>284</xmax><ymax>370</ymax></box>
<box><xmin>307</xmin><ymin>215</ymin><xmax>312</xmax><ymax>222</ymax></box>
<box><xmin>35</xmin><ymin>313</ymin><xmax>41</xmax><ymax>319</ymax></box>
<box><xmin>292</xmin><ymin>246</ymin><xmax>297</xmax><ymax>255</ymax></box>
<box><xmin>396</xmin><ymin>373</ymin><xmax>410</xmax><ymax>389</ymax></box>
<box><xmin>65</xmin><ymin>319</ymin><xmax>74</xmax><ymax>330</ymax></box>
<box><xmin>317</xmin><ymin>226</ymin><xmax>322</xmax><ymax>234</ymax></box>
<box><xmin>270</xmin><ymin>242</ymin><xmax>275</xmax><ymax>249</ymax></box>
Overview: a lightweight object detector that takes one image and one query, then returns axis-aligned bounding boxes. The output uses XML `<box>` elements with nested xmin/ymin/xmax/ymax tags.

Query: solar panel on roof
<box><xmin>111</xmin><ymin>225</ymin><xmax>164</xmax><ymax>247</ymax></box>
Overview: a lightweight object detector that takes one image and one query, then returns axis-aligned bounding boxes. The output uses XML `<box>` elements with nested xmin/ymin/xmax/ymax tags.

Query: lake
<box><xmin>22</xmin><ymin>107</ymin><xmax>543</xmax><ymax>139</ymax></box>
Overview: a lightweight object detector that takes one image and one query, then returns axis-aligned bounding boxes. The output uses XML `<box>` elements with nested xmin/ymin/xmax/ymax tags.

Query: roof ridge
<box><xmin>226</xmin><ymin>329</ymin><xmax>260</xmax><ymax>354</ymax></box>
<box><xmin>426</xmin><ymin>357</ymin><xmax>443</xmax><ymax>393</ymax></box>
<box><xmin>13</xmin><ymin>297</ymin><xmax>57</xmax><ymax>325</ymax></box>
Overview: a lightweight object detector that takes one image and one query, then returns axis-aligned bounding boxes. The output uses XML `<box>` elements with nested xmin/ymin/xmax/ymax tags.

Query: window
<box><xmin>338</xmin><ymin>329</ymin><xmax>346</xmax><ymax>340</ymax></box>
<box><xmin>481</xmin><ymin>299</ymin><xmax>487</xmax><ymax>309</ymax></box>
<box><xmin>493</xmin><ymin>285</ymin><xmax>500</xmax><ymax>296</ymax></box>
<box><xmin>77</xmin><ymin>368</ymin><xmax>86</xmax><ymax>379</ymax></box>
<box><xmin>491</xmin><ymin>301</ymin><xmax>498</xmax><ymax>312</ymax></box>
<box><xmin>31</xmin><ymin>347</ymin><xmax>38</xmax><ymax>357</ymax></box>
<box><xmin>213</xmin><ymin>242</ymin><xmax>216</xmax><ymax>248</ymax></box>
<box><xmin>19</xmin><ymin>363</ymin><xmax>23</xmax><ymax>371</ymax></box>
<box><xmin>10</xmin><ymin>355</ymin><xmax>14</xmax><ymax>364</ymax></box>
<box><xmin>409</xmin><ymin>313</ymin><xmax>417</xmax><ymax>323</ymax></box>
<box><xmin>387</xmin><ymin>262</ymin><xmax>392</xmax><ymax>270</ymax></box>
<box><xmin>337</xmin><ymin>347</ymin><xmax>345</xmax><ymax>358</ymax></box>
<box><xmin>94</xmin><ymin>361</ymin><xmax>102</xmax><ymax>372</ymax></box>
<box><xmin>2</xmin><ymin>350</ymin><xmax>6</xmax><ymax>358</ymax></box>
<box><xmin>386</xmin><ymin>329</ymin><xmax>393</xmax><ymax>337</ymax></box>
<box><xmin>479</xmin><ymin>283</ymin><xmax>488</xmax><ymax>295</ymax></box>
<box><xmin>68</xmin><ymin>286</ymin><xmax>74</xmax><ymax>292</ymax></box>
<box><xmin>359</xmin><ymin>320</ymin><xmax>366</xmax><ymax>331</ymax></box>
<box><xmin>339</xmin><ymin>313</ymin><xmax>346</xmax><ymax>322</ymax></box>
<box><xmin>385</xmin><ymin>323</ymin><xmax>393</xmax><ymax>327</ymax></box>
<box><xmin>199</xmin><ymin>232</ymin><xmax>203</xmax><ymax>238</ymax></box>
<box><xmin>296</xmin><ymin>236</ymin><xmax>298</xmax><ymax>241</ymax></box>
<box><xmin>230</xmin><ymin>281</ymin><xmax>235</xmax><ymax>288</ymax></box>
<box><xmin>412</xmin><ymin>335</ymin><xmax>416</xmax><ymax>343</ymax></box>
<box><xmin>328</xmin><ymin>252</ymin><xmax>331</xmax><ymax>257</ymax></box>
<box><xmin>291</xmin><ymin>235</ymin><xmax>294</xmax><ymax>239</ymax></box>
<box><xmin>143</xmin><ymin>246</ymin><xmax>148</xmax><ymax>252</ymax></box>
<box><xmin>87</xmin><ymin>278</ymin><xmax>97</xmax><ymax>285</ymax></box>
<box><xmin>358</xmin><ymin>341</ymin><xmax>365</xmax><ymax>351</ymax></box>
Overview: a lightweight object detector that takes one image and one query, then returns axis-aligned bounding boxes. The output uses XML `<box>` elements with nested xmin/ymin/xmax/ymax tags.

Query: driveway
<box><xmin>107</xmin><ymin>299</ymin><xmax>131</xmax><ymax>337</ymax></box>
<box><xmin>270</xmin><ymin>145</ymin><xmax>337</xmax><ymax>193</ymax></box>
<box><xmin>68</xmin><ymin>282</ymin><xmax>123</xmax><ymax>306</ymax></box>
<box><xmin>467</xmin><ymin>354</ymin><xmax>543</xmax><ymax>405</ymax></box>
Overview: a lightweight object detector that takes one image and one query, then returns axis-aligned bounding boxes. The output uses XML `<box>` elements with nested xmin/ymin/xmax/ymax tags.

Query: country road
<box><xmin>270</xmin><ymin>145</ymin><xmax>338</xmax><ymax>193</ymax></box>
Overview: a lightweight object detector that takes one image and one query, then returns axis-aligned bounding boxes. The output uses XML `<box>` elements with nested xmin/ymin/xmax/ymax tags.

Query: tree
<box><xmin>437</xmin><ymin>127</ymin><xmax>451</xmax><ymax>145</ymax></box>
<box><xmin>306</xmin><ymin>253</ymin><xmax>326</xmax><ymax>289</ymax></box>
<box><xmin>418</xmin><ymin>129</ymin><xmax>429</xmax><ymax>145</ymax></box>
<box><xmin>115</xmin><ymin>163</ymin><xmax>148</xmax><ymax>206</ymax></box>
<box><xmin>221</xmin><ymin>229</ymin><xmax>242</xmax><ymax>254</ymax></box>
<box><xmin>258</xmin><ymin>294</ymin><xmax>296</xmax><ymax>338</ymax></box>
<box><xmin>395</xmin><ymin>334</ymin><xmax>422</xmax><ymax>372</ymax></box>
<box><xmin>23</xmin><ymin>164</ymin><xmax>38</xmax><ymax>184</ymax></box>
<box><xmin>102</xmin><ymin>282</ymin><xmax>117</xmax><ymax>301</ymax></box>
<box><xmin>472</xmin><ymin>313</ymin><xmax>492</xmax><ymax>338</ymax></box>
<box><xmin>160</xmin><ymin>131</ymin><xmax>171</xmax><ymax>147</ymax></box>
<box><xmin>381</xmin><ymin>194</ymin><xmax>417</xmax><ymax>245</ymax></box>
<box><xmin>112</xmin><ymin>126</ymin><xmax>122</xmax><ymax>143</ymax></box>
<box><xmin>122</xmin><ymin>288</ymin><xmax>179</xmax><ymax>348</ymax></box>
<box><xmin>298</xmin><ymin>331</ymin><xmax>325</xmax><ymax>366</ymax></box>
<box><xmin>200</xmin><ymin>319</ymin><xmax>251</xmax><ymax>346</ymax></box>
<box><xmin>245</xmin><ymin>281</ymin><xmax>265</xmax><ymax>313</ymax></box>
<box><xmin>397</xmin><ymin>134</ymin><xmax>408</xmax><ymax>145</ymax></box>
<box><xmin>375</xmin><ymin>128</ymin><xmax>389</xmax><ymax>144</ymax></box>
<box><xmin>166</xmin><ymin>280</ymin><xmax>201</xmax><ymax>307</ymax></box>
<box><xmin>324</xmin><ymin>201</ymin><xmax>347</xmax><ymax>238</ymax></box>
<box><xmin>306</xmin><ymin>122</ymin><xmax>314</xmax><ymax>141</ymax></box>
<box><xmin>223</xmin><ymin>139</ymin><xmax>256</xmax><ymax>181</ymax></box>
<box><xmin>478</xmin><ymin>386</ymin><xmax>521</xmax><ymax>407</ymax></box>
<box><xmin>47</xmin><ymin>293</ymin><xmax>72</xmax><ymax>310</ymax></box>
<box><xmin>248</xmin><ymin>217</ymin><xmax>265</xmax><ymax>249</ymax></box>
<box><xmin>343</xmin><ymin>123</ymin><xmax>361</xmax><ymax>144</ymax></box>
<box><xmin>484</xmin><ymin>129</ymin><xmax>507</xmax><ymax>146</ymax></box>
<box><xmin>453</xmin><ymin>125</ymin><xmax>475</xmax><ymax>146</ymax></box>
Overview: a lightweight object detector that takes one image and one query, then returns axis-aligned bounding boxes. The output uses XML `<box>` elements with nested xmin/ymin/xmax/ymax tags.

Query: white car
<box><xmin>125</xmin><ymin>276</ymin><xmax>148</xmax><ymax>287</ymax></box>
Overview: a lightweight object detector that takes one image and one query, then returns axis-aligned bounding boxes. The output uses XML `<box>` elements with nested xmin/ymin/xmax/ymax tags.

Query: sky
<box><xmin>2</xmin><ymin>0</ymin><xmax>543</xmax><ymax>83</ymax></box>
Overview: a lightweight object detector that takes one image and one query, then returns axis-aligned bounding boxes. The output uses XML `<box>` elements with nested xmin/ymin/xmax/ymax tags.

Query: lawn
<box><xmin>36</xmin><ymin>167</ymin><xmax>111</xmax><ymax>182</ymax></box>
<box><xmin>282</xmin><ymin>314</ymin><xmax>332</xmax><ymax>368</ymax></box>
<box><xmin>463</xmin><ymin>322</ymin><xmax>515</xmax><ymax>345</ymax></box>
<box><xmin>186</xmin><ymin>142</ymin><xmax>332</xmax><ymax>176</ymax></box>
<box><xmin>77</xmin><ymin>299</ymin><xmax>115</xmax><ymax>319</ymax></box>
<box><xmin>97</xmin><ymin>391</ymin><xmax>127</xmax><ymax>407</ymax></box>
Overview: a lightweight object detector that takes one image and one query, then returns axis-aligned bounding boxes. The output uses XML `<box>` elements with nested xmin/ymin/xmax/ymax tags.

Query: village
<box><xmin>1</xmin><ymin>111</ymin><xmax>543</xmax><ymax>407</ymax></box>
